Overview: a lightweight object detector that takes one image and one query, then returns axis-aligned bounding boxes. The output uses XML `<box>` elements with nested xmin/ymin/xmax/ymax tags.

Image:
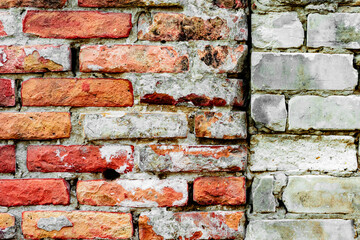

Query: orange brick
<box><xmin>0</xmin><ymin>0</ymin><xmax>66</xmax><ymax>8</ymax></box>
<box><xmin>0</xmin><ymin>213</ymin><xmax>16</xmax><ymax>239</ymax></box>
<box><xmin>0</xmin><ymin>112</ymin><xmax>71</xmax><ymax>140</ymax></box>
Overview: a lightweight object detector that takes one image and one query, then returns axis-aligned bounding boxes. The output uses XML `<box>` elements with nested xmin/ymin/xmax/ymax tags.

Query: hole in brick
<box><xmin>103</xmin><ymin>169</ymin><xmax>120</xmax><ymax>180</ymax></box>
<box><xmin>161</xmin><ymin>40</ymin><xmax>166</xmax><ymax>44</ymax></box>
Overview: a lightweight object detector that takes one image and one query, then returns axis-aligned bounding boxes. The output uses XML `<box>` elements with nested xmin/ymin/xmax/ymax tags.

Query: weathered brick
<box><xmin>82</xmin><ymin>112</ymin><xmax>188</xmax><ymax>140</ymax></box>
<box><xmin>23</xmin><ymin>11</ymin><xmax>132</xmax><ymax>39</ymax></box>
<box><xmin>214</xmin><ymin>0</ymin><xmax>247</xmax><ymax>8</ymax></box>
<box><xmin>195</xmin><ymin>111</ymin><xmax>247</xmax><ymax>139</ymax></box>
<box><xmin>251</xmin><ymin>94</ymin><xmax>287</xmax><ymax>131</ymax></box>
<box><xmin>0</xmin><ymin>45</ymin><xmax>71</xmax><ymax>73</ymax></box>
<box><xmin>251</xmin><ymin>176</ymin><xmax>276</xmax><ymax>213</ymax></box>
<box><xmin>0</xmin><ymin>145</ymin><xmax>15</xmax><ymax>173</ymax></box>
<box><xmin>140</xmin><ymin>77</ymin><xmax>244</xmax><ymax>107</ymax></box>
<box><xmin>0</xmin><ymin>79</ymin><xmax>15</xmax><ymax>107</ymax></box>
<box><xmin>0</xmin><ymin>179</ymin><xmax>69</xmax><ymax>206</ymax></box>
<box><xmin>283</xmin><ymin>176</ymin><xmax>360</xmax><ymax>213</ymax></box>
<box><xmin>195</xmin><ymin>45</ymin><xmax>248</xmax><ymax>73</ymax></box>
<box><xmin>251</xmin><ymin>52</ymin><xmax>357</xmax><ymax>91</ymax></box>
<box><xmin>0</xmin><ymin>213</ymin><xmax>16</xmax><ymax>239</ymax></box>
<box><xmin>193</xmin><ymin>177</ymin><xmax>246</xmax><ymax>205</ymax></box>
<box><xmin>0</xmin><ymin>13</ymin><xmax>16</xmax><ymax>37</ymax></box>
<box><xmin>22</xmin><ymin>211</ymin><xmax>133</xmax><ymax>239</ymax></box>
<box><xmin>308</xmin><ymin>13</ymin><xmax>360</xmax><ymax>49</ymax></box>
<box><xmin>0</xmin><ymin>112</ymin><xmax>71</xmax><ymax>140</ymax></box>
<box><xmin>246</xmin><ymin>220</ymin><xmax>355</xmax><ymax>240</ymax></box>
<box><xmin>250</xmin><ymin>135</ymin><xmax>357</xmax><ymax>172</ymax></box>
<box><xmin>0</xmin><ymin>0</ymin><xmax>66</xmax><ymax>8</ymax></box>
<box><xmin>77</xmin><ymin>179</ymin><xmax>188</xmax><ymax>207</ymax></box>
<box><xmin>27</xmin><ymin>145</ymin><xmax>134</xmax><ymax>173</ymax></box>
<box><xmin>79</xmin><ymin>45</ymin><xmax>189</xmax><ymax>73</ymax></box>
<box><xmin>138</xmin><ymin>13</ymin><xmax>246</xmax><ymax>41</ymax></box>
<box><xmin>289</xmin><ymin>95</ymin><xmax>360</xmax><ymax>130</ymax></box>
<box><xmin>79</xmin><ymin>0</ymin><xmax>182</xmax><ymax>7</ymax></box>
<box><xmin>22</xmin><ymin>78</ymin><xmax>133</xmax><ymax>107</ymax></box>
<box><xmin>252</xmin><ymin>12</ymin><xmax>304</xmax><ymax>48</ymax></box>
<box><xmin>139</xmin><ymin>210</ymin><xmax>245</xmax><ymax>240</ymax></box>
<box><xmin>139</xmin><ymin>145</ymin><xmax>247</xmax><ymax>172</ymax></box>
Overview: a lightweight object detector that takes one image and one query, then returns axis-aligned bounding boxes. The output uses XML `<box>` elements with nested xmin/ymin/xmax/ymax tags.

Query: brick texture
<box><xmin>0</xmin><ymin>79</ymin><xmax>15</xmax><ymax>107</ymax></box>
<box><xmin>0</xmin><ymin>0</ymin><xmax>66</xmax><ymax>8</ymax></box>
<box><xmin>0</xmin><ymin>145</ymin><xmax>15</xmax><ymax>173</ymax></box>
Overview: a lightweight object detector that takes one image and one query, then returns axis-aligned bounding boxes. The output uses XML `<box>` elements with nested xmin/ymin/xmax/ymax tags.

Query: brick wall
<box><xmin>0</xmin><ymin>0</ymin><xmax>359</xmax><ymax>239</ymax></box>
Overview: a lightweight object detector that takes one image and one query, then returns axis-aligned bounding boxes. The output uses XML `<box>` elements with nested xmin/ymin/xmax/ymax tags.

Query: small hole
<box><xmin>103</xmin><ymin>169</ymin><xmax>120</xmax><ymax>180</ymax></box>
<box><xmin>161</xmin><ymin>40</ymin><xmax>166</xmax><ymax>44</ymax></box>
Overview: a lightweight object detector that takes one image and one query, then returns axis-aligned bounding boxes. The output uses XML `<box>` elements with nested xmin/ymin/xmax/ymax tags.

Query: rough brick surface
<box><xmin>0</xmin><ymin>13</ymin><xmax>16</xmax><ymax>37</ymax></box>
<box><xmin>193</xmin><ymin>177</ymin><xmax>246</xmax><ymax>205</ymax></box>
<box><xmin>246</xmin><ymin>220</ymin><xmax>355</xmax><ymax>240</ymax></box>
<box><xmin>77</xmin><ymin>179</ymin><xmax>188</xmax><ymax>207</ymax></box>
<box><xmin>22</xmin><ymin>78</ymin><xmax>133</xmax><ymax>107</ymax></box>
<box><xmin>23</xmin><ymin>11</ymin><xmax>132</xmax><ymax>39</ymax></box>
<box><xmin>79</xmin><ymin>0</ymin><xmax>182</xmax><ymax>7</ymax></box>
<box><xmin>0</xmin><ymin>0</ymin><xmax>66</xmax><ymax>8</ymax></box>
<box><xmin>250</xmin><ymin>135</ymin><xmax>357</xmax><ymax>172</ymax></box>
<box><xmin>0</xmin><ymin>213</ymin><xmax>16</xmax><ymax>239</ymax></box>
<box><xmin>22</xmin><ymin>211</ymin><xmax>133</xmax><ymax>239</ymax></box>
<box><xmin>27</xmin><ymin>145</ymin><xmax>134</xmax><ymax>173</ymax></box>
<box><xmin>80</xmin><ymin>45</ymin><xmax>189</xmax><ymax>73</ymax></box>
<box><xmin>0</xmin><ymin>145</ymin><xmax>15</xmax><ymax>173</ymax></box>
<box><xmin>0</xmin><ymin>112</ymin><xmax>71</xmax><ymax>140</ymax></box>
<box><xmin>195</xmin><ymin>111</ymin><xmax>247</xmax><ymax>139</ymax></box>
<box><xmin>0</xmin><ymin>79</ymin><xmax>15</xmax><ymax>107</ymax></box>
<box><xmin>139</xmin><ymin>210</ymin><xmax>246</xmax><ymax>240</ymax></box>
<box><xmin>82</xmin><ymin>112</ymin><xmax>188</xmax><ymax>140</ymax></box>
<box><xmin>139</xmin><ymin>145</ymin><xmax>247</xmax><ymax>172</ymax></box>
<box><xmin>251</xmin><ymin>176</ymin><xmax>276</xmax><ymax>213</ymax></box>
<box><xmin>214</xmin><ymin>0</ymin><xmax>247</xmax><ymax>8</ymax></box>
<box><xmin>0</xmin><ymin>45</ymin><xmax>71</xmax><ymax>73</ymax></box>
<box><xmin>251</xmin><ymin>52</ymin><xmax>357</xmax><ymax>91</ymax></box>
<box><xmin>0</xmin><ymin>179</ymin><xmax>69</xmax><ymax>206</ymax></box>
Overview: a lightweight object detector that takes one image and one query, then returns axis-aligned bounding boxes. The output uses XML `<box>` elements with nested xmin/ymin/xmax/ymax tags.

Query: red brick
<box><xmin>214</xmin><ymin>0</ymin><xmax>247</xmax><ymax>8</ymax></box>
<box><xmin>0</xmin><ymin>45</ymin><xmax>71</xmax><ymax>73</ymax></box>
<box><xmin>0</xmin><ymin>79</ymin><xmax>15</xmax><ymax>107</ymax></box>
<box><xmin>22</xmin><ymin>211</ymin><xmax>133</xmax><ymax>239</ymax></box>
<box><xmin>27</xmin><ymin>145</ymin><xmax>134</xmax><ymax>173</ymax></box>
<box><xmin>139</xmin><ymin>210</ymin><xmax>245</xmax><ymax>240</ymax></box>
<box><xmin>0</xmin><ymin>179</ymin><xmax>69</xmax><ymax>206</ymax></box>
<box><xmin>140</xmin><ymin>145</ymin><xmax>247</xmax><ymax>172</ymax></box>
<box><xmin>21</xmin><ymin>78</ymin><xmax>133</xmax><ymax>107</ymax></box>
<box><xmin>0</xmin><ymin>145</ymin><xmax>15</xmax><ymax>173</ymax></box>
<box><xmin>0</xmin><ymin>112</ymin><xmax>71</xmax><ymax>140</ymax></box>
<box><xmin>79</xmin><ymin>45</ymin><xmax>189</xmax><ymax>73</ymax></box>
<box><xmin>23</xmin><ymin>11</ymin><xmax>132</xmax><ymax>39</ymax></box>
<box><xmin>0</xmin><ymin>0</ymin><xmax>66</xmax><ymax>8</ymax></box>
<box><xmin>77</xmin><ymin>179</ymin><xmax>188</xmax><ymax>207</ymax></box>
<box><xmin>0</xmin><ymin>213</ymin><xmax>16</xmax><ymax>239</ymax></box>
<box><xmin>193</xmin><ymin>177</ymin><xmax>246</xmax><ymax>205</ymax></box>
<box><xmin>78</xmin><ymin>0</ymin><xmax>182</xmax><ymax>7</ymax></box>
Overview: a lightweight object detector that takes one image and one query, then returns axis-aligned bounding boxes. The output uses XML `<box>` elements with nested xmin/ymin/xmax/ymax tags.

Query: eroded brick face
<box><xmin>0</xmin><ymin>79</ymin><xmax>15</xmax><ymax>107</ymax></box>
<box><xmin>0</xmin><ymin>145</ymin><xmax>15</xmax><ymax>173</ymax></box>
<box><xmin>0</xmin><ymin>0</ymin><xmax>66</xmax><ymax>8</ymax></box>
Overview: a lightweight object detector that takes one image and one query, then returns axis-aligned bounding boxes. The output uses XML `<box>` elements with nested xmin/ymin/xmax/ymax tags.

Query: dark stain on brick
<box><xmin>199</xmin><ymin>45</ymin><xmax>229</xmax><ymax>68</ymax></box>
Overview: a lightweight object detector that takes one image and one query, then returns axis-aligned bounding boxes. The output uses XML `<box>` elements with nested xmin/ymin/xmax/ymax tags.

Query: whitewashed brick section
<box><xmin>251</xmin><ymin>94</ymin><xmax>287</xmax><ymax>131</ymax></box>
<box><xmin>289</xmin><ymin>95</ymin><xmax>360</xmax><ymax>130</ymax></box>
<box><xmin>252</xmin><ymin>176</ymin><xmax>276</xmax><ymax>213</ymax></box>
<box><xmin>0</xmin><ymin>12</ymin><xmax>17</xmax><ymax>37</ymax></box>
<box><xmin>251</xmin><ymin>52</ymin><xmax>357</xmax><ymax>91</ymax></box>
<box><xmin>82</xmin><ymin>112</ymin><xmax>188</xmax><ymax>140</ymax></box>
<box><xmin>246</xmin><ymin>219</ymin><xmax>355</xmax><ymax>240</ymax></box>
<box><xmin>283</xmin><ymin>176</ymin><xmax>360</xmax><ymax>213</ymax></box>
<box><xmin>252</xmin><ymin>12</ymin><xmax>304</xmax><ymax>48</ymax></box>
<box><xmin>250</xmin><ymin>135</ymin><xmax>357</xmax><ymax>172</ymax></box>
<box><xmin>308</xmin><ymin>13</ymin><xmax>360</xmax><ymax>49</ymax></box>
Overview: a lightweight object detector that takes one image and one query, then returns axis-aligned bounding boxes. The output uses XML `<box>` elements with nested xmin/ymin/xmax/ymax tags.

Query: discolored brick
<box><xmin>0</xmin><ymin>79</ymin><xmax>15</xmax><ymax>107</ymax></box>
<box><xmin>0</xmin><ymin>0</ymin><xmax>66</xmax><ymax>8</ymax></box>
<box><xmin>78</xmin><ymin>0</ymin><xmax>182</xmax><ymax>7</ymax></box>
<box><xmin>0</xmin><ymin>213</ymin><xmax>16</xmax><ymax>239</ymax></box>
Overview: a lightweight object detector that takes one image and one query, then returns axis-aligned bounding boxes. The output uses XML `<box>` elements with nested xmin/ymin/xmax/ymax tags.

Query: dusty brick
<box><xmin>79</xmin><ymin>0</ymin><xmax>182</xmax><ymax>7</ymax></box>
<box><xmin>0</xmin><ymin>79</ymin><xmax>15</xmax><ymax>107</ymax></box>
<box><xmin>246</xmin><ymin>220</ymin><xmax>355</xmax><ymax>240</ymax></box>
<box><xmin>140</xmin><ymin>77</ymin><xmax>244</xmax><ymax>107</ymax></box>
<box><xmin>0</xmin><ymin>13</ymin><xmax>16</xmax><ymax>37</ymax></box>
<box><xmin>0</xmin><ymin>0</ymin><xmax>66</xmax><ymax>8</ymax></box>
<box><xmin>0</xmin><ymin>179</ymin><xmax>69</xmax><ymax>206</ymax></box>
<box><xmin>23</xmin><ymin>11</ymin><xmax>132</xmax><ymax>39</ymax></box>
<box><xmin>214</xmin><ymin>0</ymin><xmax>247</xmax><ymax>8</ymax></box>
<box><xmin>138</xmin><ymin>13</ymin><xmax>246</xmax><ymax>41</ymax></box>
<box><xmin>195</xmin><ymin>111</ymin><xmax>247</xmax><ymax>139</ymax></box>
<box><xmin>0</xmin><ymin>213</ymin><xmax>16</xmax><ymax>239</ymax></box>
<box><xmin>22</xmin><ymin>211</ymin><xmax>133</xmax><ymax>239</ymax></box>
<box><xmin>77</xmin><ymin>179</ymin><xmax>188</xmax><ymax>207</ymax></box>
<box><xmin>82</xmin><ymin>112</ymin><xmax>188</xmax><ymax>140</ymax></box>
<box><xmin>0</xmin><ymin>112</ymin><xmax>71</xmax><ymax>140</ymax></box>
<box><xmin>195</xmin><ymin>45</ymin><xmax>248</xmax><ymax>73</ymax></box>
<box><xmin>139</xmin><ymin>210</ymin><xmax>245</xmax><ymax>240</ymax></box>
<box><xmin>0</xmin><ymin>145</ymin><xmax>15</xmax><ymax>173</ymax></box>
<box><xmin>0</xmin><ymin>45</ymin><xmax>71</xmax><ymax>73</ymax></box>
<box><xmin>140</xmin><ymin>145</ymin><xmax>247</xmax><ymax>173</ymax></box>
<box><xmin>22</xmin><ymin>78</ymin><xmax>133</xmax><ymax>107</ymax></box>
<box><xmin>251</xmin><ymin>176</ymin><xmax>276</xmax><ymax>213</ymax></box>
<box><xmin>193</xmin><ymin>177</ymin><xmax>246</xmax><ymax>205</ymax></box>
<box><xmin>79</xmin><ymin>45</ymin><xmax>189</xmax><ymax>73</ymax></box>
<box><xmin>27</xmin><ymin>145</ymin><xmax>134</xmax><ymax>173</ymax></box>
